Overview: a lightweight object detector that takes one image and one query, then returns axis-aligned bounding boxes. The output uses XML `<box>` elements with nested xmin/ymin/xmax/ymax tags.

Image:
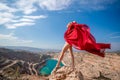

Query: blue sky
<box><xmin>0</xmin><ymin>0</ymin><xmax>120</xmax><ymax>51</ymax></box>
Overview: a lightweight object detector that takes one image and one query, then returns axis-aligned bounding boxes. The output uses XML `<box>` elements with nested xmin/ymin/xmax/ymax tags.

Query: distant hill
<box><xmin>0</xmin><ymin>48</ymin><xmax>50</xmax><ymax>63</ymax></box>
<box><xmin>0</xmin><ymin>46</ymin><xmax>44</xmax><ymax>53</ymax></box>
<box><xmin>0</xmin><ymin>46</ymin><xmax>60</xmax><ymax>53</ymax></box>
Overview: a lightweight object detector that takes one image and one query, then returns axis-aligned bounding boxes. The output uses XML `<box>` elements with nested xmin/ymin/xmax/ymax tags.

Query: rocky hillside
<box><xmin>53</xmin><ymin>52</ymin><xmax>120</xmax><ymax>80</ymax></box>
<box><xmin>0</xmin><ymin>48</ymin><xmax>50</xmax><ymax>63</ymax></box>
<box><xmin>0</xmin><ymin>48</ymin><xmax>51</xmax><ymax>80</ymax></box>
<box><xmin>0</xmin><ymin>47</ymin><xmax>120</xmax><ymax>80</ymax></box>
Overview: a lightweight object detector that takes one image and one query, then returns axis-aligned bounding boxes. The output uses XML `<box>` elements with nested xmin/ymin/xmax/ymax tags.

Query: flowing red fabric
<box><xmin>64</xmin><ymin>22</ymin><xmax>111</xmax><ymax>57</ymax></box>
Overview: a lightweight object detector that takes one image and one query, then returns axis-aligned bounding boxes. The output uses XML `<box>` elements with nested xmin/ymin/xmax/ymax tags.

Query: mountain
<box><xmin>0</xmin><ymin>46</ymin><xmax>60</xmax><ymax>53</ymax></box>
<box><xmin>0</xmin><ymin>47</ymin><xmax>51</xmax><ymax>80</ymax></box>
<box><xmin>0</xmin><ymin>46</ymin><xmax>44</xmax><ymax>53</ymax></box>
<box><xmin>0</xmin><ymin>48</ymin><xmax>51</xmax><ymax>63</ymax></box>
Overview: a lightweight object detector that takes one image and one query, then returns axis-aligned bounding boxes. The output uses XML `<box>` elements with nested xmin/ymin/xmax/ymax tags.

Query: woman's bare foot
<box><xmin>51</xmin><ymin>66</ymin><xmax>60</xmax><ymax>74</ymax></box>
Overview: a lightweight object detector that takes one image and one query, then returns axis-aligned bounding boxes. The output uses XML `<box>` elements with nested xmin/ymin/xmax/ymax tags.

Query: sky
<box><xmin>0</xmin><ymin>0</ymin><xmax>120</xmax><ymax>51</ymax></box>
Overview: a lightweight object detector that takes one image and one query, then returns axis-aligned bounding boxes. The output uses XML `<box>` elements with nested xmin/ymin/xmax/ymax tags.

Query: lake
<box><xmin>39</xmin><ymin>59</ymin><xmax>64</xmax><ymax>75</ymax></box>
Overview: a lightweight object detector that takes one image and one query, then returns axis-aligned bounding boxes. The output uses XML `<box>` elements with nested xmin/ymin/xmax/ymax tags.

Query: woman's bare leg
<box><xmin>56</xmin><ymin>42</ymin><xmax>70</xmax><ymax>68</ymax></box>
<box><xmin>68</xmin><ymin>46</ymin><xmax>75</xmax><ymax>69</ymax></box>
<box><xmin>52</xmin><ymin>42</ymin><xmax>70</xmax><ymax>73</ymax></box>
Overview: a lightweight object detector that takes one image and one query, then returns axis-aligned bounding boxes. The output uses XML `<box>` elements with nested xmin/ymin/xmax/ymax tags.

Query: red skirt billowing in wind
<box><xmin>64</xmin><ymin>22</ymin><xmax>111</xmax><ymax>57</ymax></box>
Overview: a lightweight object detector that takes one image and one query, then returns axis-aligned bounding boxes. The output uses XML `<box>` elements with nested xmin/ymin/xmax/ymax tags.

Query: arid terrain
<box><xmin>51</xmin><ymin>52</ymin><xmax>120</xmax><ymax>80</ymax></box>
<box><xmin>0</xmin><ymin>47</ymin><xmax>120</xmax><ymax>80</ymax></box>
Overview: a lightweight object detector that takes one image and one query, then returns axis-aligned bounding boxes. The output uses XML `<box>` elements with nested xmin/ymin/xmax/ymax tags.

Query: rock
<box><xmin>53</xmin><ymin>52</ymin><xmax>120</xmax><ymax>80</ymax></box>
<box><xmin>20</xmin><ymin>74</ymin><xmax>48</xmax><ymax>80</ymax></box>
<box><xmin>49</xmin><ymin>66</ymin><xmax>84</xmax><ymax>80</ymax></box>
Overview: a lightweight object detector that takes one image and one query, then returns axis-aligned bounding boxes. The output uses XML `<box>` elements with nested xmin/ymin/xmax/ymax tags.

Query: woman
<box><xmin>52</xmin><ymin>21</ymin><xmax>111</xmax><ymax>73</ymax></box>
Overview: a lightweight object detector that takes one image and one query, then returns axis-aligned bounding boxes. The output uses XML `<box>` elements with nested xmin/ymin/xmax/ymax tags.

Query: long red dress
<box><xmin>64</xmin><ymin>22</ymin><xmax>111</xmax><ymax>57</ymax></box>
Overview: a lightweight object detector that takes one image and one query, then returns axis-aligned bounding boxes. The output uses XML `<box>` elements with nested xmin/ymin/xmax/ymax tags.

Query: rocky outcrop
<box><xmin>53</xmin><ymin>52</ymin><xmax>120</xmax><ymax>80</ymax></box>
<box><xmin>49</xmin><ymin>66</ymin><xmax>84</xmax><ymax>80</ymax></box>
<box><xmin>0</xmin><ymin>56</ymin><xmax>47</xmax><ymax>80</ymax></box>
<box><xmin>0</xmin><ymin>48</ymin><xmax>51</xmax><ymax>80</ymax></box>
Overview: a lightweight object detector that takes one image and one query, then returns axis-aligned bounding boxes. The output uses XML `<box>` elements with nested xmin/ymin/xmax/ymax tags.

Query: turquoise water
<box><xmin>39</xmin><ymin>59</ymin><xmax>64</xmax><ymax>75</ymax></box>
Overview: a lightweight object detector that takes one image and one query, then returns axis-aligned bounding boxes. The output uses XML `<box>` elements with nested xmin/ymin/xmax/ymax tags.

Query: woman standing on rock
<box><xmin>52</xmin><ymin>21</ymin><xmax>111</xmax><ymax>73</ymax></box>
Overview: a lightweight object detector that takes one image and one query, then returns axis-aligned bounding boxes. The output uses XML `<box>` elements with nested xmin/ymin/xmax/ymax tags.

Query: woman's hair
<box><xmin>67</xmin><ymin>21</ymin><xmax>76</xmax><ymax>28</ymax></box>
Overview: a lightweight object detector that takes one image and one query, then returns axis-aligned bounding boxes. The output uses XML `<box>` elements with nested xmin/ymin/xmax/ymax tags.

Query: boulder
<box><xmin>49</xmin><ymin>66</ymin><xmax>84</xmax><ymax>80</ymax></box>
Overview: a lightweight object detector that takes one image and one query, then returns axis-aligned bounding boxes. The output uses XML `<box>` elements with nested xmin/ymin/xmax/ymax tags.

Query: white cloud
<box><xmin>5</xmin><ymin>22</ymin><xmax>35</xmax><ymax>29</ymax></box>
<box><xmin>0</xmin><ymin>12</ymin><xmax>15</xmax><ymax>25</ymax></box>
<box><xmin>0</xmin><ymin>0</ymin><xmax>118</xmax><ymax>29</ymax></box>
<box><xmin>19</xmin><ymin>18</ymin><xmax>34</xmax><ymax>22</ymax></box>
<box><xmin>11</xmin><ymin>18</ymin><xmax>34</xmax><ymax>23</ymax></box>
<box><xmin>15</xmin><ymin>0</ymin><xmax>37</xmax><ymax>14</ymax></box>
<box><xmin>38</xmin><ymin>0</ymin><xmax>117</xmax><ymax>11</ymax></box>
<box><xmin>0</xmin><ymin>11</ymin><xmax>45</xmax><ymax>29</ymax></box>
<box><xmin>23</xmin><ymin>15</ymin><xmax>47</xmax><ymax>19</ymax></box>
<box><xmin>0</xmin><ymin>32</ymin><xmax>33</xmax><ymax>44</ymax></box>
<box><xmin>110</xmin><ymin>36</ymin><xmax>120</xmax><ymax>39</ymax></box>
<box><xmin>0</xmin><ymin>32</ymin><xmax>17</xmax><ymax>40</ymax></box>
<box><xmin>108</xmin><ymin>32</ymin><xmax>120</xmax><ymax>39</ymax></box>
<box><xmin>78</xmin><ymin>0</ymin><xmax>118</xmax><ymax>10</ymax></box>
<box><xmin>0</xmin><ymin>1</ymin><xmax>47</xmax><ymax>29</ymax></box>
<box><xmin>0</xmin><ymin>12</ymin><xmax>14</xmax><ymax>18</ymax></box>
<box><xmin>39</xmin><ymin>0</ymin><xmax>72</xmax><ymax>11</ymax></box>
<box><xmin>2</xmin><ymin>15</ymin><xmax>47</xmax><ymax>29</ymax></box>
<box><xmin>108</xmin><ymin>32</ymin><xmax>120</xmax><ymax>36</ymax></box>
<box><xmin>11</xmin><ymin>22</ymin><xmax>35</xmax><ymax>27</ymax></box>
<box><xmin>0</xmin><ymin>3</ymin><xmax>17</xmax><ymax>12</ymax></box>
